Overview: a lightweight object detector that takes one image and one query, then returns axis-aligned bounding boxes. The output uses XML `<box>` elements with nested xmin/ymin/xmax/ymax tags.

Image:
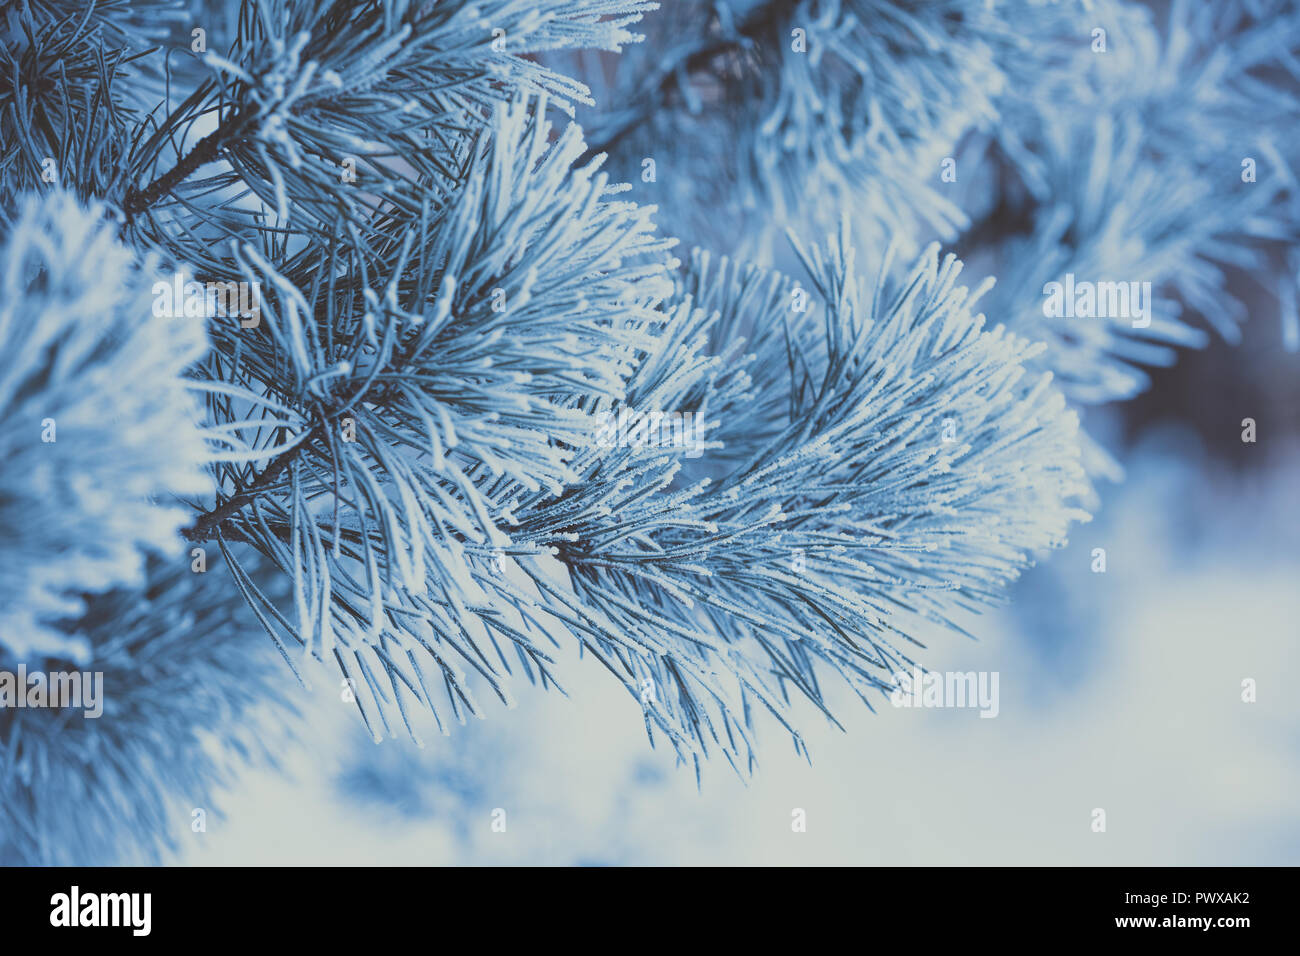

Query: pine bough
<box><xmin>0</xmin><ymin>0</ymin><xmax>1196</xmax><ymax>861</ymax></box>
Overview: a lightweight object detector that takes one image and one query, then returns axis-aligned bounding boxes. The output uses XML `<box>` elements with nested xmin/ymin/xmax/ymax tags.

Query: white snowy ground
<box><xmin>176</xmin><ymin>428</ymin><xmax>1300</xmax><ymax>865</ymax></box>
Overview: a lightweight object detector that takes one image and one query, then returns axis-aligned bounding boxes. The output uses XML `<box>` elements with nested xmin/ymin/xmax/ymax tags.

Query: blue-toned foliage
<box><xmin>0</xmin><ymin>556</ymin><xmax>295</xmax><ymax>865</ymax></box>
<box><xmin>967</xmin><ymin>0</ymin><xmax>1300</xmax><ymax>409</ymax></box>
<box><xmin>505</xmin><ymin>227</ymin><xmax>1089</xmax><ymax>770</ymax></box>
<box><xmin>565</xmin><ymin>1</ymin><xmax>1117</xmax><ymax>256</ymax></box>
<box><xmin>0</xmin><ymin>191</ymin><xmax>211</xmax><ymax>663</ymax></box>
<box><xmin>567</xmin><ymin>0</ymin><xmax>1300</xmax><ymax>408</ymax></box>
<box><xmin>3</xmin><ymin>0</ymin><xmax>1205</xmax><ymax>864</ymax></box>
<box><xmin>187</xmin><ymin>95</ymin><xmax>678</xmax><ymax>744</ymax></box>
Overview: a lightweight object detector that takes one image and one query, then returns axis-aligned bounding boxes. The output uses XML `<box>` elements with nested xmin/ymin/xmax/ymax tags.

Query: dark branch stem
<box><xmin>183</xmin><ymin>423</ymin><xmax>321</xmax><ymax>542</ymax></box>
<box><xmin>123</xmin><ymin>109</ymin><xmax>258</xmax><ymax>219</ymax></box>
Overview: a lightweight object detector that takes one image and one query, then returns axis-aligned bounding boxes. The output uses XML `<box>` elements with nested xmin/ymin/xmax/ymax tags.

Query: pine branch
<box><xmin>123</xmin><ymin>107</ymin><xmax>257</xmax><ymax>219</ymax></box>
<box><xmin>21</xmin><ymin>0</ymin><xmax>1298</xmax><ymax>815</ymax></box>
<box><xmin>182</xmin><ymin>421</ymin><xmax>321</xmax><ymax>542</ymax></box>
<box><xmin>0</xmin><ymin>191</ymin><xmax>211</xmax><ymax>663</ymax></box>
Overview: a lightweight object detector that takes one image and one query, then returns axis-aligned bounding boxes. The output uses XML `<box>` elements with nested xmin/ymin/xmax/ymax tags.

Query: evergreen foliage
<box><xmin>3</xmin><ymin>0</ymin><xmax>1294</xmax><ymax>862</ymax></box>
